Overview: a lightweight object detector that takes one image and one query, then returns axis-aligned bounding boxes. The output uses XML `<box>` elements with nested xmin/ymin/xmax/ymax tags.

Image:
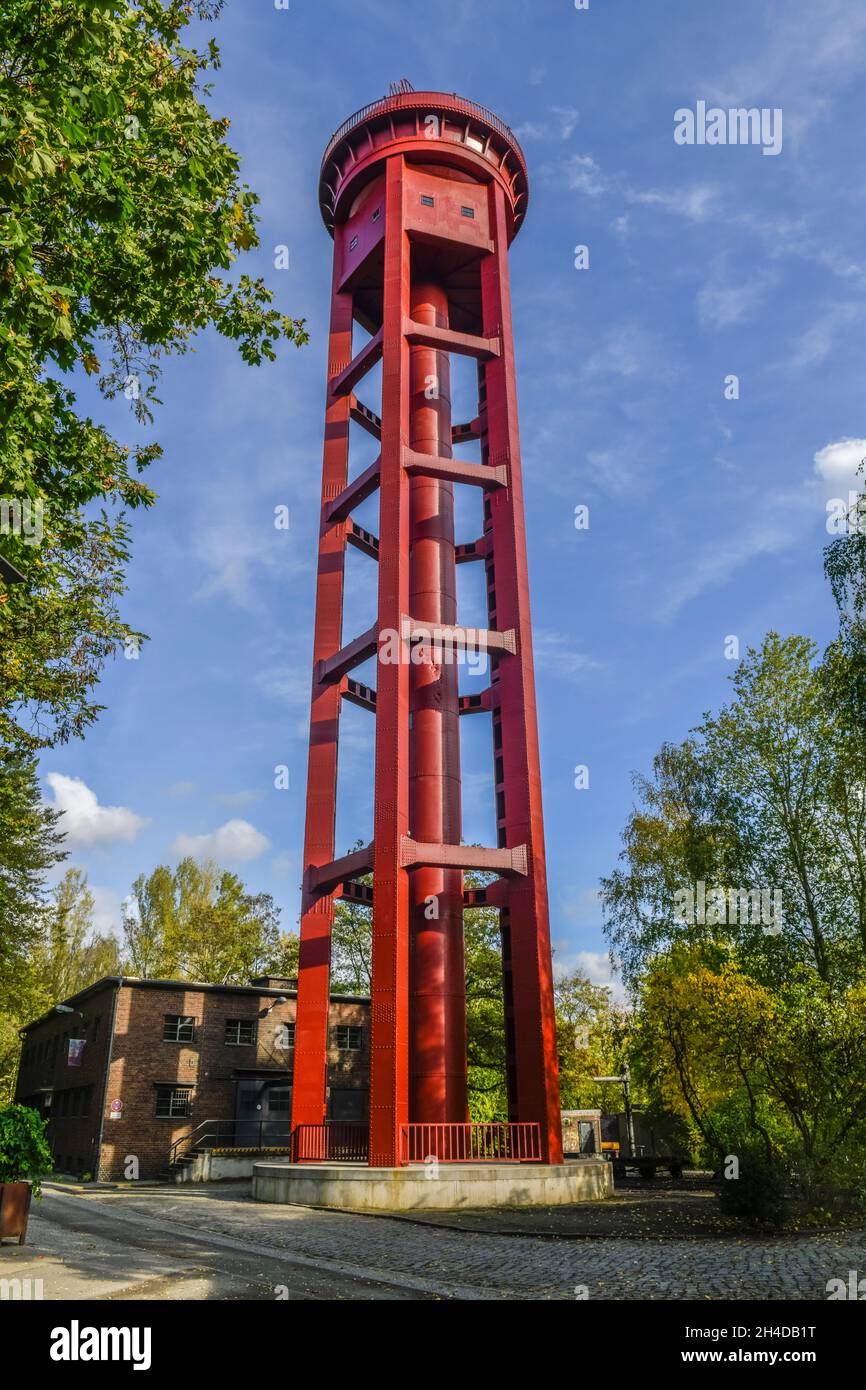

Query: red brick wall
<box><xmin>14</xmin><ymin>980</ymin><xmax>371</xmax><ymax>1181</ymax></box>
<box><xmin>97</xmin><ymin>984</ymin><xmax>370</xmax><ymax>1179</ymax></box>
<box><xmin>15</xmin><ymin>980</ymin><xmax>117</xmax><ymax>1178</ymax></box>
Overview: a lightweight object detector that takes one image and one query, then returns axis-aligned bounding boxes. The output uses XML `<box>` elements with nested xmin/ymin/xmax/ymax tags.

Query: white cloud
<box><xmin>654</xmin><ymin>499</ymin><xmax>808</xmax><ymax>621</ymax></box>
<box><xmin>788</xmin><ymin>303</ymin><xmax>862</xmax><ymax>371</ymax></box>
<box><xmin>704</xmin><ymin>0</ymin><xmax>866</xmax><ymax>147</ymax></box>
<box><xmin>533</xmin><ymin>630</ymin><xmax>604</xmax><ymax>683</ymax></box>
<box><xmin>171</xmin><ymin>818</ymin><xmax>271</xmax><ymax>863</ymax></box>
<box><xmin>552</xmin><ymin>944</ymin><xmax>627</xmax><ymax>1003</ymax></box>
<box><xmin>270</xmin><ymin>850</ymin><xmax>295</xmax><ymax>880</ymax></box>
<box><xmin>167</xmin><ymin>781</ymin><xmax>195</xmax><ymax>798</ymax></box>
<box><xmin>627</xmin><ymin>183</ymin><xmax>721</xmax><ymax>223</ymax></box>
<box><xmin>515</xmin><ymin>105</ymin><xmax>578</xmax><ymax>143</ymax></box>
<box><xmin>214</xmin><ymin>789</ymin><xmax>263</xmax><ymax>807</ymax></box>
<box><xmin>45</xmin><ymin>774</ymin><xmax>149</xmax><ymax>850</ymax></box>
<box><xmin>697</xmin><ymin>275</ymin><xmax>770</xmax><ymax>330</ymax></box>
<box><xmin>89</xmin><ymin>884</ymin><xmax>123</xmax><ymax>936</ymax></box>
<box><xmin>559</xmin><ymin>887</ymin><xmax>603</xmax><ymax>926</ymax></box>
<box><xmin>813</xmin><ymin>437</ymin><xmax>866</xmax><ymax>492</ymax></box>
<box><xmin>563</xmin><ymin>153</ymin><xmax>606</xmax><ymax>196</ymax></box>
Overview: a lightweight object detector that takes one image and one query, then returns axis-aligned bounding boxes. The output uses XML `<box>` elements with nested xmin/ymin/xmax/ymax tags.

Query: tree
<box><xmin>121</xmin><ymin>857</ymin><xmax>282</xmax><ymax>985</ymax></box>
<box><xmin>602</xmin><ymin>633</ymin><xmax>866</xmax><ymax>993</ymax></box>
<box><xmin>0</xmin><ymin>754</ymin><xmax>63</xmax><ymax>1097</ymax></box>
<box><xmin>330</xmin><ymin>894</ymin><xmax>373</xmax><ymax>995</ymax></box>
<box><xmin>603</xmin><ymin>590</ymin><xmax>866</xmax><ymax>1211</ymax></box>
<box><xmin>258</xmin><ymin>929</ymin><xmax>299</xmax><ymax>982</ymax></box>
<box><xmin>31</xmin><ymin>866</ymin><xmax>121</xmax><ymax>1000</ymax></box>
<box><xmin>554</xmin><ymin>969</ymin><xmax>624</xmax><ymax>1112</ymax></box>
<box><xmin>0</xmin><ymin>754</ymin><xmax>65</xmax><ymax>973</ymax></box>
<box><xmin>633</xmin><ymin>948</ymin><xmax>866</xmax><ymax>1199</ymax></box>
<box><xmin>123</xmin><ymin>862</ymin><xmax>175</xmax><ymax>977</ymax></box>
<box><xmin>0</xmin><ymin>0</ymin><xmax>307</xmax><ymax>753</ymax></box>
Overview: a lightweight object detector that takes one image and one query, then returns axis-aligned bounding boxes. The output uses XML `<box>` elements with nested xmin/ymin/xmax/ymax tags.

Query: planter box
<box><xmin>0</xmin><ymin>1182</ymin><xmax>33</xmax><ymax>1244</ymax></box>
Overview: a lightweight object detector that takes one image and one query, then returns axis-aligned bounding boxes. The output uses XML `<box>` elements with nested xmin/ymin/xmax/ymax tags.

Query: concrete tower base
<box><xmin>252</xmin><ymin>1159</ymin><xmax>612</xmax><ymax>1211</ymax></box>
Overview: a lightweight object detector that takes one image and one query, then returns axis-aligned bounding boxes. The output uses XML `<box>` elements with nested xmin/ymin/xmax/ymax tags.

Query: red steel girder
<box><xmin>403</xmin><ymin>447</ymin><xmax>507</xmax><ymax>491</ymax></box>
<box><xmin>452</xmin><ymin>417</ymin><xmax>483</xmax><ymax>444</ymax></box>
<box><xmin>317</xmin><ymin>623</ymin><xmax>378</xmax><ymax>685</ymax></box>
<box><xmin>325</xmin><ymin>456</ymin><xmax>381</xmax><ymax>523</ymax></box>
<box><xmin>402</xmin><ymin>615</ymin><xmax>516</xmax><ymax>657</ymax></box>
<box><xmin>331</xmin><ymin>326</ymin><xmax>384</xmax><ymax>398</ymax></box>
<box><xmin>455</xmin><ymin>535</ymin><xmax>490</xmax><ymax>565</ymax></box>
<box><xmin>349</xmin><ymin>394</ymin><xmax>382</xmax><ymax>440</ymax></box>
<box><xmin>306</xmin><ymin>842</ymin><xmax>375</xmax><ymax>899</ymax></box>
<box><xmin>401</xmin><ymin>837</ymin><xmax>528</xmax><ymax>878</ymax></box>
<box><xmin>404</xmin><ymin>316</ymin><xmax>499</xmax><ymax>362</ymax></box>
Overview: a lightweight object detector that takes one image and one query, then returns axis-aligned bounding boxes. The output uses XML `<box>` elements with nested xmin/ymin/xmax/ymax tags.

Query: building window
<box><xmin>267</xmin><ymin>1088</ymin><xmax>292</xmax><ymax>1114</ymax></box>
<box><xmin>335</xmin><ymin>1025</ymin><xmax>363</xmax><ymax>1051</ymax></box>
<box><xmin>371</xmin><ymin>206</ymin><xmax>381</xmax><ymax>222</ymax></box>
<box><xmin>275</xmin><ymin>1022</ymin><xmax>295</xmax><ymax>1050</ymax></box>
<box><xmin>349</xmin><ymin>235</ymin><xmax>358</xmax><ymax>251</ymax></box>
<box><xmin>225</xmin><ymin>1018</ymin><xmax>256</xmax><ymax>1046</ymax></box>
<box><xmin>420</xmin><ymin>194</ymin><xmax>435</xmax><ymax>207</ymax></box>
<box><xmin>92</xmin><ymin>1016</ymin><xmax>101</xmax><ymax>1042</ymax></box>
<box><xmin>163</xmin><ymin>1015</ymin><xmax>196</xmax><ymax>1043</ymax></box>
<box><xmin>155</xmin><ymin>1086</ymin><xmax>193</xmax><ymax>1119</ymax></box>
<box><xmin>461</xmin><ymin>205</ymin><xmax>475</xmax><ymax>219</ymax></box>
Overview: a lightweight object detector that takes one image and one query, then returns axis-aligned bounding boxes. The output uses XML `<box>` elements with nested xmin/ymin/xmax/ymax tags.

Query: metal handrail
<box><xmin>167</xmin><ymin>1118</ymin><xmax>293</xmax><ymax>1167</ymax></box>
<box><xmin>320</xmin><ymin>90</ymin><xmax>526</xmax><ymax>180</ymax></box>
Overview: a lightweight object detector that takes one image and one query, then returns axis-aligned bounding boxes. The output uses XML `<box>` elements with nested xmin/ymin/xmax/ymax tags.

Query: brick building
<box><xmin>14</xmin><ymin>976</ymin><xmax>370</xmax><ymax>1180</ymax></box>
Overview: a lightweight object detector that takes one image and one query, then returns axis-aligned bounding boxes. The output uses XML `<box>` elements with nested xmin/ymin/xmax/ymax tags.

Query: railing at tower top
<box><xmin>401</xmin><ymin>1122</ymin><xmax>543</xmax><ymax>1164</ymax></box>
<box><xmin>320</xmin><ymin>91</ymin><xmax>526</xmax><ymax>179</ymax></box>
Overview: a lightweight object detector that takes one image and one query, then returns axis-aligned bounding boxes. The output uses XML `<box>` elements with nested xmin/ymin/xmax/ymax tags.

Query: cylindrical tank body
<box><xmin>408</xmin><ymin>282</ymin><xmax>467</xmax><ymax>1123</ymax></box>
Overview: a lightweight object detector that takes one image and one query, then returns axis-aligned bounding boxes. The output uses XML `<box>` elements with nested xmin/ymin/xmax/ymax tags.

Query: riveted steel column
<box><xmin>291</xmin><ymin>264</ymin><xmax>353</xmax><ymax>1131</ymax></box>
<box><xmin>480</xmin><ymin>179</ymin><xmax>563</xmax><ymax>1165</ymax></box>
<box><xmin>369</xmin><ymin>154</ymin><xmax>412</xmax><ymax>1167</ymax></box>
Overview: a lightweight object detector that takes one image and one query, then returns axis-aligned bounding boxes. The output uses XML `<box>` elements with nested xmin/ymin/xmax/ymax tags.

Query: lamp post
<box><xmin>592</xmin><ymin>1068</ymin><xmax>636</xmax><ymax>1159</ymax></box>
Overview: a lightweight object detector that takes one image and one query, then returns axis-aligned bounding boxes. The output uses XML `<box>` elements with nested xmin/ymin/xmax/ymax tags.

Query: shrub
<box><xmin>717</xmin><ymin>1146</ymin><xmax>789</xmax><ymax>1228</ymax></box>
<box><xmin>0</xmin><ymin>1104</ymin><xmax>53</xmax><ymax>1195</ymax></box>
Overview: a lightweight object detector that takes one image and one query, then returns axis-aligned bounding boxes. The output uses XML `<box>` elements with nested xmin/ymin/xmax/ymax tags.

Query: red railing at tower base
<box><xmin>288</xmin><ymin>1122</ymin><xmax>543</xmax><ymax>1164</ymax></box>
<box><xmin>400</xmin><ymin>1122</ymin><xmax>542</xmax><ymax>1164</ymax></box>
<box><xmin>292</xmin><ymin>1123</ymin><xmax>368</xmax><ymax>1163</ymax></box>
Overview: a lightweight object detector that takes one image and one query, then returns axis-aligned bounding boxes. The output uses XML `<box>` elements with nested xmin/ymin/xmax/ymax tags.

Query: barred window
<box><xmin>155</xmin><ymin>1086</ymin><xmax>193</xmax><ymax>1119</ymax></box>
<box><xmin>335</xmin><ymin>1025</ymin><xmax>363</xmax><ymax>1051</ymax></box>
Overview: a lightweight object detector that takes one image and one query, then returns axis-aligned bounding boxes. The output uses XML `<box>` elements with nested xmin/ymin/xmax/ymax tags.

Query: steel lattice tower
<box><xmin>291</xmin><ymin>88</ymin><xmax>563</xmax><ymax>1166</ymax></box>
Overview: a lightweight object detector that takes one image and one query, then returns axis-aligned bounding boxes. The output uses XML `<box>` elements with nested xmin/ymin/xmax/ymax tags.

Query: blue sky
<box><xmin>41</xmin><ymin>0</ymin><xmax>866</xmax><ymax>995</ymax></box>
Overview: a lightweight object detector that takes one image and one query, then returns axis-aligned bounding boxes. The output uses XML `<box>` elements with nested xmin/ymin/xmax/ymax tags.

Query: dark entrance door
<box><xmin>235</xmin><ymin>1077</ymin><xmax>293</xmax><ymax>1147</ymax></box>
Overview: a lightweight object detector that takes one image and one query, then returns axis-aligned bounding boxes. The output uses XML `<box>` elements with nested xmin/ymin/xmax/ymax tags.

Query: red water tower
<box><xmin>291</xmin><ymin>86</ymin><xmax>563</xmax><ymax>1167</ymax></box>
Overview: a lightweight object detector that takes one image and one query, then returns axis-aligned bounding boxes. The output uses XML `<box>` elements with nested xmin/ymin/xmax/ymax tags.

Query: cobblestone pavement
<box><xmin>56</xmin><ymin>1184</ymin><xmax>866</xmax><ymax>1301</ymax></box>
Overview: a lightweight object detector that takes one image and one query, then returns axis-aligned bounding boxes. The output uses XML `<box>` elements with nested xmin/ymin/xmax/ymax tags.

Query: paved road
<box><xmin>1</xmin><ymin>1187</ymin><xmax>430</xmax><ymax>1300</ymax></box>
<box><xmin>3</xmin><ymin>1184</ymin><xmax>863</xmax><ymax>1301</ymax></box>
